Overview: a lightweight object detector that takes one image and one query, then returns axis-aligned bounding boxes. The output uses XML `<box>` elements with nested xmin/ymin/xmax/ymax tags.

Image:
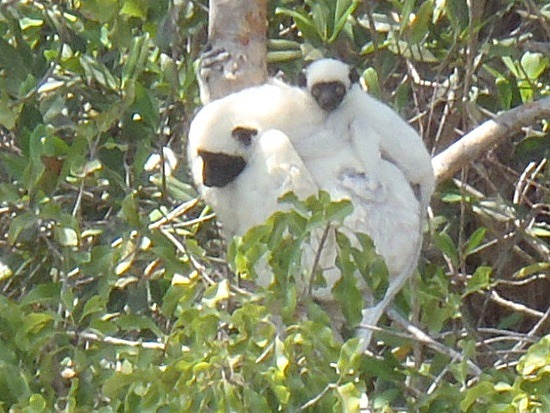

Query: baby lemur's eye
<box><xmin>311</xmin><ymin>86</ymin><xmax>322</xmax><ymax>98</ymax></box>
<box><xmin>232</xmin><ymin>126</ymin><xmax>258</xmax><ymax>146</ymax></box>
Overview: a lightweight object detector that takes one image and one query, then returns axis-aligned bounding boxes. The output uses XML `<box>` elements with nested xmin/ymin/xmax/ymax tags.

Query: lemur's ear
<box><xmin>297</xmin><ymin>69</ymin><xmax>307</xmax><ymax>88</ymax></box>
<box><xmin>298</xmin><ymin>59</ymin><xmax>316</xmax><ymax>87</ymax></box>
<box><xmin>349</xmin><ymin>67</ymin><xmax>360</xmax><ymax>84</ymax></box>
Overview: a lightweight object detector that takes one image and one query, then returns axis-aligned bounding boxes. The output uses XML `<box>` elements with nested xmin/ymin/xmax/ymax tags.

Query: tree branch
<box><xmin>432</xmin><ymin>97</ymin><xmax>550</xmax><ymax>183</ymax></box>
<box><xmin>198</xmin><ymin>0</ymin><xmax>268</xmax><ymax>103</ymax></box>
<box><xmin>386</xmin><ymin>308</ymin><xmax>483</xmax><ymax>376</ymax></box>
<box><xmin>68</xmin><ymin>331</ymin><xmax>167</xmax><ymax>350</ymax></box>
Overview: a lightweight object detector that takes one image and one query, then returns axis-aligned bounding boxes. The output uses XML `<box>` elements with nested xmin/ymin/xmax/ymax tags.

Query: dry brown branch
<box><xmin>198</xmin><ymin>0</ymin><xmax>268</xmax><ymax>103</ymax></box>
<box><xmin>432</xmin><ymin>97</ymin><xmax>550</xmax><ymax>183</ymax></box>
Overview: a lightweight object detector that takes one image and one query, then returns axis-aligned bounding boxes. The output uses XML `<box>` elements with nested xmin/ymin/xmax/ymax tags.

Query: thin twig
<box><xmin>488</xmin><ymin>290</ymin><xmax>546</xmax><ymax>318</ymax></box>
<box><xmin>514</xmin><ymin>161</ymin><xmax>538</xmax><ymax>205</ymax></box>
<box><xmin>172</xmin><ymin>213</ymin><xmax>216</xmax><ymax>228</ymax></box>
<box><xmin>158</xmin><ymin>227</ymin><xmax>216</xmax><ymax>285</ymax></box>
<box><xmin>505</xmin><ymin>304</ymin><xmax>550</xmax><ymax>363</ymax></box>
<box><xmin>148</xmin><ymin>198</ymin><xmax>200</xmax><ymax>229</ymax></box>
<box><xmin>68</xmin><ymin>330</ymin><xmax>167</xmax><ymax>350</ymax></box>
<box><xmin>307</xmin><ymin>224</ymin><xmax>332</xmax><ymax>296</ymax></box>
<box><xmin>300</xmin><ymin>381</ymin><xmax>340</xmax><ymax>411</ymax></box>
<box><xmin>386</xmin><ymin>308</ymin><xmax>483</xmax><ymax>376</ymax></box>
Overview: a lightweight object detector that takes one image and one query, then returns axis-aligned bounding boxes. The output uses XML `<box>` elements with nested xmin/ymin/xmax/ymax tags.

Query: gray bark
<box><xmin>198</xmin><ymin>0</ymin><xmax>268</xmax><ymax>104</ymax></box>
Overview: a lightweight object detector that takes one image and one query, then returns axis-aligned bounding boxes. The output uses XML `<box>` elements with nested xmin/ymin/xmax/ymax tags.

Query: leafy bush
<box><xmin>0</xmin><ymin>0</ymin><xmax>548</xmax><ymax>411</ymax></box>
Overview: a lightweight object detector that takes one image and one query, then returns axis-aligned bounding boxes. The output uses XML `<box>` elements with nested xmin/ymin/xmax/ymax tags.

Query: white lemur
<box><xmin>188</xmin><ymin>78</ymin><xmax>425</xmax><ymax>350</ymax></box>
<box><xmin>187</xmin><ymin>83</ymin><xmax>321</xmax><ymax>239</ymax></box>
<box><xmin>302</xmin><ymin>57</ymin><xmax>435</xmax><ymax>350</ymax></box>
<box><xmin>302</xmin><ymin>58</ymin><xmax>435</xmax><ymax>212</ymax></box>
<box><xmin>187</xmin><ymin>83</ymin><xmax>322</xmax><ymax>289</ymax></box>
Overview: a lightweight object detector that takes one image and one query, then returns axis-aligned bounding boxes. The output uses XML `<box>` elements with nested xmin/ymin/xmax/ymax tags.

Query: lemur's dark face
<box><xmin>198</xmin><ymin>126</ymin><xmax>257</xmax><ymax>188</ymax></box>
<box><xmin>198</xmin><ymin>150</ymin><xmax>246</xmax><ymax>187</ymax></box>
<box><xmin>310</xmin><ymin>81</ymin><xmax>347</xmax><ymax>112</ymax></box>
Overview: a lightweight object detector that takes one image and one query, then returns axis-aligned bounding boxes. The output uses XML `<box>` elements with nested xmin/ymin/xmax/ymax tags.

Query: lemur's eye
<box><xmin>232</xmin><ymin>126</ymin><xmax>258</xmax><ymax>146</ymax></box>
<box><xmin>311</xmin><ymin>84</ymin><xmax>322</xmax><ymax>98</ymax></box>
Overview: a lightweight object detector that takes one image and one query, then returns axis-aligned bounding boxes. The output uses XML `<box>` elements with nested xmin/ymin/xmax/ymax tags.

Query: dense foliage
<box><xmin>0</xmin><ymin>0</ymin><xmax>548</xmax><ymax>411</ymax></box>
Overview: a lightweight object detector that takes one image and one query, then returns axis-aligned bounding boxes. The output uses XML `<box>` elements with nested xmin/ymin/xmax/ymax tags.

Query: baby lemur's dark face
<box><xmin>310</xmin><ymin>81</ymin><xmax>348</xmax><ymax>112</ymax></box>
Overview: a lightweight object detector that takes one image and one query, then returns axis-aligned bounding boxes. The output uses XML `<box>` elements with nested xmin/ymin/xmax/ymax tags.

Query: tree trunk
<box><xmin>198</xmin><ymin>0</ymin><xmax>268</xmax><ymax>103</ymax></box>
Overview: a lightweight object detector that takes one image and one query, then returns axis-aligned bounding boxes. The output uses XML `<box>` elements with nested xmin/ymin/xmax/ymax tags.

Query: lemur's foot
<box><xmin>200</xmin><ymin>46</ymin><xmax>231</xmax><ymax>75</ymax></box>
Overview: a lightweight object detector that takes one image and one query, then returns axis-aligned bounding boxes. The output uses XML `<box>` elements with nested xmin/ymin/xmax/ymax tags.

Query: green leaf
<box><xmin>54</xmin><ymin>226</ymin><xmax>79</xmax><ymax>247</ymax></box>
<box><xmin>461</xmin><ymin>381</ymin><xmax>496</xmax><ymax>411</ymax></box>
<box><xmin>388</xmin><ymin>38</ymin><xmax>438</xmax><ymax>62</ymax></box>
<box><xmin>513</xmin><ymin>262</ymin><xmax>550</xmax><ymax>279</ymax></box>
<box><xmin>495</xmin><ymin>77</ymin><xmax>512</xmax><ymax>109</ymax></box>
<box><xmin>337</xmin><ymin>382</ymin><xmax>361</xmax><ymax>413</ymax></box>
<box><xmin>502</xmin><ymin>56</ymin><xmax>520</xmax><ymax>78</ymax></box>
<box><xmin>121</xmin><ymin>192</ymin><xmax>142</xmax><ymax>227</ymax></box>
<box><xmin>520</xmin><ymin>52</ymin><xmax>548</xmax><ymax>80</ymax></box>
<box><xmin>21</xmin><ymin>312</ymin><xmax>55</xmax><ymax>335</ymax></box>
<box><xmin>267</xmin><ymin>50</ymin><xmax>303</xmax><ymax>63</ymax></box>
<box><xmin>276</xmin><ymin>8</ymin><xmax>321</xmax><ymax>45</ymax></box>
<box><xmin>20</xmin><ymin>283</ymin><xmax>62</xmax><ymax>307</ymax></box>
<box><xmin>244</xmin><ymin>388</ymin><xmax>270</xmax><ymax>411</ymax></box>
<box><xmin>445</xmin><ymin>0</ymin><xmax>468</xmax><ymax>32</ymax></box>
<box><xmin>0</xmin><ymin>37</ymin><xmax>28</xmax><ymax>82</ymax></box>
<box><xmin>39</xmin><ymin>135</ymin><xmax>70</xmax><ymax>158</ymax></box>
<box><xmin>0</xmin><ymin>183</ymin><xmax>21</xmax><ymax>203</ymax></box>
<box><xmin>433</xmin><ymin>232</ymin><xmax>458</xmax><ymax>266</ymax></box>
<box><xmin>19</xmin><ymin>17</ymin><xmax>44</xmax><ymax>30</ymax></box>
<box><xmin>122</xmin><ymin>34</ymin><xmax>151</xmax><ymax>86</ymax></box>
<box><xmin>116</xmin><ymin>314</ymin><xmax>164</xmax><ymax>337</ymax></box>
<box><xmin>329</xmin><ymin>0</ymin><xmax>358</xmax><ymax>43</ymax></box>
<box><xmin>203</xmin><ymin>280</ymin><xmax>230</xmax><ymax>308</ymax></box>
<box><xmin>514</xmin><ymin>135</ymin><xmax>550</xmax><ymax>165</ymax></box>
<box><xmin>325</xmin><ymin>198</ymin><xmax>353</xmax><ymax>222</ymax></box>
<box><xmin>149</xmin><ymin>175</ymin><xmax>197</xmax><ymax>201</ymax></box>
<box><xmin>79</xmin><ymin>295</ymin><xmax>106</xmax><ymax>322</ymax></box>
<box><xmin>80</xmin><ymin>55</ymin><xmax>119</xmax><ymax>91</ymax></box>
<box><xmin>0</xmin><ymin>362</ymin><xmax>32</xmax><ymax>406</ymax></box>
<box><xmin>0</xmin><ymin>93</ymin><xmax>21</xmax><ymax>129</ymax></box>
<box><xmin>23</xmin><ymin>126</ymin><xmax>49</xmax><ymax>191</ymax></box>
<box><xmin>463</xmin><ymin>266</ymin><xmax>493</xmax><ymax>296</ymax></box>
<box><xmin>362</xmin><ymin>67</ymin><xmax>381</xmax><ymax>99</ymax></box>
<box><xmin>121</xmin><ymin>0</ymin><xmax>149</xmax><ymax>19</ymax></box>
<box><xmin>464</xmin><ymin>227</ymin><xmax>486</xmax><ymax>255</ymax></box>
<box><xmin>406</xmin><ymin>0</ymin><xmax>433</xmax><ymax>44</ymax></box>
<box><xmin>8</xmin><ymin>212</ymin><xmax>37</xmax><ymax>245</ymax></box>
<box><xmin>399</xmin><ymin>0</ymin><xmax>416</xmax><ymax>34</ymax></box>
<box><xmin>80</xmin><ymin>0</ymin><xmax>119</xmax><ymax>22</ymax></box>
<box><xmin>337</xmin><ymin>339</ymin><xmax>362</xmax><ymax>375</ymax></box>
<box><xmin>516</xmin><ymin>335</ymin><xmax>550</xmax><ymax>377</ymax></box>
<box><xmin>24</xmin><ymin>394</ymin><xmax>48</xmax><ymax>413</ymax></box>
<box><xmin>310</xmin><ymin>2</ymin><xmax>330</xmax><ymax>41</ymax></box>
<box><xmin>130</xmin><ymin>81</ymin><xmax>159</xmax><ymax>129</ymax></box>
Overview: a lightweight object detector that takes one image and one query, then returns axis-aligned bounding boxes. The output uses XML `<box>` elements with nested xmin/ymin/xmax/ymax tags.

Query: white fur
<box><xmin>188</xmin><ymin>84</ymin><xmax>323</xmax><ymax>289</ymax></box>
<box><xmin>188</xmin><ymin>75</ymin><xmax>431</xmax><ymax>349</ymax></box>
<box><xmin>305</xmin><ymin>58</ymin><xmax>352</xmax><ymax>91</ymax></box>
<box><xmin>305</xmin><ymin>58</ymin><xmax>435</xmax><ymax>211</ymax></box>
<box><xmin>187</xmin><ymin>84</ymin><xmax>320</xmax><ymax>240</ymax></box>
<box><xmin>303</xmin><ymin>58</ymin><xmax>435</xmax><ymax>350</ymax></box>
